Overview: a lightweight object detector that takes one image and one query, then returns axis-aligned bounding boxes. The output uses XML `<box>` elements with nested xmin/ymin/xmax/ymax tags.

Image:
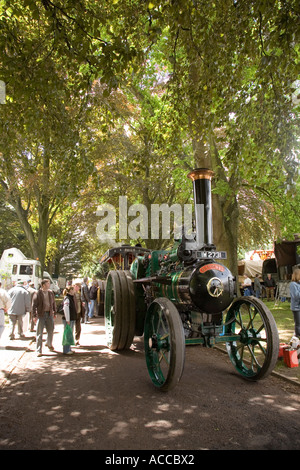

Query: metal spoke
<box><xmin>159</xmin><ymin>350</ymin><xmax>170</xmax><ymax>366</ymax></box>
<box><xmin>247</xmin><ymin>344</ymin><xmax>261</xmax><ymax>369</ymax></box>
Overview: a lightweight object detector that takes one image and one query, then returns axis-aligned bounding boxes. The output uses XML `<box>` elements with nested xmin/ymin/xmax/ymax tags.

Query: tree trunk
<box><xmin>37</xmin><ymin>204</ymin><xmax>49</xmax><ymax>273</ymax></box>
<box><xmin>5</xmin><ymin>187</ymin><xmax>49</xmax><ymax>272</ymax></box>
<box><xmin>212</xmin><ymin>192</ymin><xmax>239</xmax><ymax>277</ymax></box>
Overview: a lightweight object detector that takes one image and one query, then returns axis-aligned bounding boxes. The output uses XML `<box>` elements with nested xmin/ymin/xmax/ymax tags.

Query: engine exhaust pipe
<box><xmin>187</xmin><ymin>168</ymin><xmax>214</xmax><ymax>249</ymax></box>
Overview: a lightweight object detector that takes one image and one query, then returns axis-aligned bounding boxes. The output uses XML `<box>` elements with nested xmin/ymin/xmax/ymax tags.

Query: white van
<box><xmin>0</xmin><ymin>248</ymin><xmax>42</xmax><ymax>289</ymax></box>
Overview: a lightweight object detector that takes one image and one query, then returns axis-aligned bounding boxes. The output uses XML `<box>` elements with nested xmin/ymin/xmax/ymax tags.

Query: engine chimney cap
<box><xmin>187</xmin><ymin>168</ymin><xmax>214</xmax><ymax>181</ymax></box>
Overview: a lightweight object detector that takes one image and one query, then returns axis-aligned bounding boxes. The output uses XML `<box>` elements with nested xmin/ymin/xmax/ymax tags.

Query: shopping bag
<box><xmin>62</xmin><ymin>323</ymin><xmax>75</xmax><ymax>346</ymax></box>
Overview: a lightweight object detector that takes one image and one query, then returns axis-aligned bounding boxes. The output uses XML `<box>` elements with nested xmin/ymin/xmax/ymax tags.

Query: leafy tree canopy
<box><xmin>0</xmin><ymin>0</ymin><xmax>299</xmax><ymax>275</ymax></box>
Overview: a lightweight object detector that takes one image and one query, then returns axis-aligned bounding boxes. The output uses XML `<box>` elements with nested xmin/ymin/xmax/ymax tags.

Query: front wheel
<box><xmin>225</xmin><ymin>297</ymin><xmax>279</xmax><ymax>380</ymax></box>
<box><xmin>144</xmin><ymin>298</ymin><xmax>185</xmax><ymax>391</ymax></box>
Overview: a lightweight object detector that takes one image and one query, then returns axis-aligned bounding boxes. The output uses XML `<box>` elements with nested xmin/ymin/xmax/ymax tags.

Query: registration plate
<box><xmin>197</xmin><ymin>250</ymin><xmax>227</xmax><ymax>260</ymax></box>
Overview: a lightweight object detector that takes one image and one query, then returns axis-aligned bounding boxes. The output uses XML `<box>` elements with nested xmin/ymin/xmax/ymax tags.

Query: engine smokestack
<box><xmin>187</xmin><ymin>168</ymin><xmax>214</xmax><ymax>249</ymax></box>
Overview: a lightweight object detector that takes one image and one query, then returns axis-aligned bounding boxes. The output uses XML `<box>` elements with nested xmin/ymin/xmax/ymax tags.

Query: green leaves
<box><xmin>0</xmin><ymin>0</ymin><xmax>299</xmax><ymax>271</ymax></box>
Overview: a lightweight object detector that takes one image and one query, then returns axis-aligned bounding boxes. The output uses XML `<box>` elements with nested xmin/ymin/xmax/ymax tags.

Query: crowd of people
<box><xmin>0</xmin><ymin>269</ymin><xmax>300</xmax><ymax>355</ymax></box>
<box><xmin>0</xmin><ymin>276</ymin><xmax>104</xmax><ymax>356</ymax></box>
<box><xmin>242</xmin><ymin>273</ymin><xmax>277</xmax><ymax>300</ymax></box>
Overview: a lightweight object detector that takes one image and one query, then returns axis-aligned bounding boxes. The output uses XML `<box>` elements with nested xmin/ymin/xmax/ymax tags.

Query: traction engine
<box><xmin>104</xmin><ymin>168</ymin><xmax>279</xmax><ymax>391</ymax></box>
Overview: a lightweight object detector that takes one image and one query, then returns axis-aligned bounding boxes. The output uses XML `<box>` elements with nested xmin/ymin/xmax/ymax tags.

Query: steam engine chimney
<box><xmin>187</xmin><ymin>168</ymin><xmax>214</xmax><ymax>249</ymax></box>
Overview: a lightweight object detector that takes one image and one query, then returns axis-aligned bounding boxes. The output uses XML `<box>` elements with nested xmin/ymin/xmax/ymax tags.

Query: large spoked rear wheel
<box><xmin>225</xmin><ymin>297</ymin><xmax>279</xmax><ymax>380</ymax></box>
<box><xmin>144</xmin><ymin>298</ymin><xmax>185</xmax><ymax>392</ymax></box>
<box><xmin>105</xmin><ymin>270</ymin><xmax>135</xmax><ymax>350</ymax></box>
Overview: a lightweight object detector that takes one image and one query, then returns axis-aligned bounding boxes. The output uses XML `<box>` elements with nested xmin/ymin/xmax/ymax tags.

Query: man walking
<box><xmin>7</xmin><ymin>280</ymin><xmax>31</xmax><ymax>339</ymax></box>
<box><xmin>81</xmin><ymin>277</ymin><xmax>90</xmax><ymax>324</ymax></box>
<box><xmin>0</xmin><ymin>281</ymin><xmax>12</xmax><ymax>343</ymax></box>
<box><xmin>32</xmin><ymin>279</ymin><xmax>56</xmax><ymax>357</ymax></box>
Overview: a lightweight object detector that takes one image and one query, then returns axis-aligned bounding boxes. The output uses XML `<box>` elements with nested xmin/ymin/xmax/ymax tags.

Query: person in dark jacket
<box><xmin>32</xmin><ymin>279</ymin><xmax>56</xmax><ymax>356</ymax></box>
<box><xmin>265</xmin><ymin>274</ymin><xmax>276</xmax><ymax>301</ymax></box>
<box><xmin>73</xmin><ymin>282</ymin><xmax>84</xmax><ymax>345</ymax></box>
<box><xmin>81</xmin><ymin>277</ymin><xmax>90</xmax><ymax>324</ymax></box>
<box><xmin>62</xmin><ymin>286</ymin><xmax>77</xmax><ymax>355</ymax></box>
<box><xmin>88</xmin><ymin>280</ymin><xmax>98</xmax><ymax>319</ymax></box>
<box><xmin>254</xmin><ymin>274</ymin><xmax>262</xmax><ymax>298</ymax></box>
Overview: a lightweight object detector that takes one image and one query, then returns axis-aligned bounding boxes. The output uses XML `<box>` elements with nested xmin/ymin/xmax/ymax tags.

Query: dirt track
<box><xmin>0</xmin><ymin>315</ymin><xmax>299</xmax><ymax>451</ymax></box>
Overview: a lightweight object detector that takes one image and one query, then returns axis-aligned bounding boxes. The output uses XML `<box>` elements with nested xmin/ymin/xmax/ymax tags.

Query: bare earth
<box><xmin>0</xmin><ymin>315</ymin><xmax>299</xmax><ymax>451</ymax></box>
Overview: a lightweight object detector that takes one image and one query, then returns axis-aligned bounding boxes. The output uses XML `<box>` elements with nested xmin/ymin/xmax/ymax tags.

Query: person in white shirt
<box><xmin>243</xmin><ymin>275</ymin><xmax>253</xmax><ymax>296</ymax></box>
<box><xmin>0</xmin><ymin>281</ymin><xmax>12</xmax><ymax>343</ymax></box>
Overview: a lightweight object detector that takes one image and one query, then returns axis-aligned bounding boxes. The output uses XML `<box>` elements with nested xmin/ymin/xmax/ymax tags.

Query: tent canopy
<box><xmin>238</xmin><ymin>259</ymin><xmax>263</xmax><ymax>278</ymax></box>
